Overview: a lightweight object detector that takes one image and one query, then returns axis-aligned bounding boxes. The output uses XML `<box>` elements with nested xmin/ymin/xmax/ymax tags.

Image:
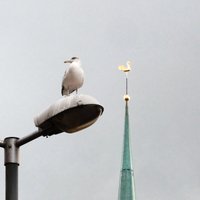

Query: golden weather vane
<box><xmin>118</xmin><ymin>61</ymin><xmax>132</xmax><ymax>101</ymax></box>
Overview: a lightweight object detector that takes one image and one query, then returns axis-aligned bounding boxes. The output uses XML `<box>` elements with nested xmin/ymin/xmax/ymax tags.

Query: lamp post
<box><xmin>0</xmin><ymin>94</ymin><xmax>103</xmax><ymax>200</ymax></box>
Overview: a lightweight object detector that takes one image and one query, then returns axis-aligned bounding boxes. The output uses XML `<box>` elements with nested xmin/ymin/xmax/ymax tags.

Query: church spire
<box><xmin>118</xmin><ymin>61</ymin><xmax>136</xmax><ymax>200</ymax></box>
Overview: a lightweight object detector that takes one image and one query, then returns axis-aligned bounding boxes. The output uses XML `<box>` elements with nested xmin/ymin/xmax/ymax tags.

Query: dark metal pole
<box><xmin>5</xmin><ymin>164</ymin><xmax>18</xmax><ymax>200</ymax></box>
<box><xmin>4</xmin><ymin>137</ymin><xmax>19</xmax><ymax>200</ymax></box>
<box><xmin>2</xmin><ymin>130</ymin><xmax>48</xmax><ymax>200</ymax></box>
<box><xmin>2</xmin><ymin>129</ymin><xmax>47</xmax><ymax>200</ymax></box>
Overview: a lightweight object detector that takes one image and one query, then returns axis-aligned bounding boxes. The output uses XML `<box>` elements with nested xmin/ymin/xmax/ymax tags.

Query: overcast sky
<box><xmin>0</xmin><ymin>0</ymin><xmax>199</xmax><ymax>199</ymax></box>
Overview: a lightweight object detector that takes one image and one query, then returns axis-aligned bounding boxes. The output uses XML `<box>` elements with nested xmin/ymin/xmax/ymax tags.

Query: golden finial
<box><xmin>118</xmin><ymin>61</ymin><xmax>132</xmax><ymax>101</ymax></box>
<box><xmin>118</xmin><ymin>61</ymin><xmax>131</xmax><ymax>72</ymax></box>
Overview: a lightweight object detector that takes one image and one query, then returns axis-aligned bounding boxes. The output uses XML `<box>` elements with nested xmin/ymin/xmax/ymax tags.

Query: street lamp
<box><xmin>0</xmin><ymin>94</ymin><xmax>103</xmax><ymax>200</ymax></box>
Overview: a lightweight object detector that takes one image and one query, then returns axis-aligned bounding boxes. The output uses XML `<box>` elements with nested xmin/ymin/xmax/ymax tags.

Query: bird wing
<box><xmin>61</xmin><ymin>69</ymin><xmax>69</xmax><ymax>95</ymax></box>
<box><xmin>61</xmin><ymin>67</ymin><xmax>76</xmax><ymax>95</ymax></box>
<box><xmin>61</xmin><ymin>85</ymin><xmax>65</xmax><ymax>95</ymax></box>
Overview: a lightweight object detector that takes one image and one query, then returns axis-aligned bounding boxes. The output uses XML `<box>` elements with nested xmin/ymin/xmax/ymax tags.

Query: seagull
<box><xmin>61</xmin><ymin>57</ymin><xmax>84</xmax><ymax>96</ymax></box>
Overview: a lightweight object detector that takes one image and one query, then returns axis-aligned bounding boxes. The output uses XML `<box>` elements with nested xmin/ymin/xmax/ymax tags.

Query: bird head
<box><xmin>64</xmin><ymin>57</ymin><xmax>80</xmax><ymax>63</ymax></box>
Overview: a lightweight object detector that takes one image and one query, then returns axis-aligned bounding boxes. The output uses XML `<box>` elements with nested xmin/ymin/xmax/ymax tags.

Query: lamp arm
<box><xmin>16</xmin><ymin>129</ymin><xmax>44</xmax><ymax>147</ymax></box>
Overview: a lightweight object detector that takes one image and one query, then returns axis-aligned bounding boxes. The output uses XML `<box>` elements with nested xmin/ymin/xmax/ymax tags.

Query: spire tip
<box><xmin>118</xmin><ymin>60</ymin><xmax>132</xmax><ymax>101</ymax></box>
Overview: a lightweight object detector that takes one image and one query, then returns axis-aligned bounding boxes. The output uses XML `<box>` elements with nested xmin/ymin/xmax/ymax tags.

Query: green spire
<box><xmin>118</xmin><ymin>101</ymin><xmax>136</xmax><ymax>200</ymax></box>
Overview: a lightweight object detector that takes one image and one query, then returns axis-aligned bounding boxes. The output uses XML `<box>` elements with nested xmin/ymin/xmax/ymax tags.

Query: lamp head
<box><xmin>34</xmin><ymin>95</ymin><xmax>104</xmax><ymax>136</ymax></box>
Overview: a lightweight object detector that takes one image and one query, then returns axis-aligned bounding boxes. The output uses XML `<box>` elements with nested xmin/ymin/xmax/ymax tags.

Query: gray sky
<box><xmin>0</xmin><ymin>0</ymin><xmax>199</xmax><ymax>199</ymax></box>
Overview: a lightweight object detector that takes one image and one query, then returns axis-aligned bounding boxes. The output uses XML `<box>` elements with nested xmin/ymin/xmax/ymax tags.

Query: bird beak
<box><xmin>64</xmin><ymin>60</ymin><xmax>72</xmax><ymax>63</ymax></box>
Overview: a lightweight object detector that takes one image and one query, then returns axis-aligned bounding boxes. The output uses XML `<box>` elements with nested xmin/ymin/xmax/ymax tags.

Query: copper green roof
<box><xmin>118</xmin><ymin>101</ymin><xmax>136</xmax><ymax>200</ymax></box>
